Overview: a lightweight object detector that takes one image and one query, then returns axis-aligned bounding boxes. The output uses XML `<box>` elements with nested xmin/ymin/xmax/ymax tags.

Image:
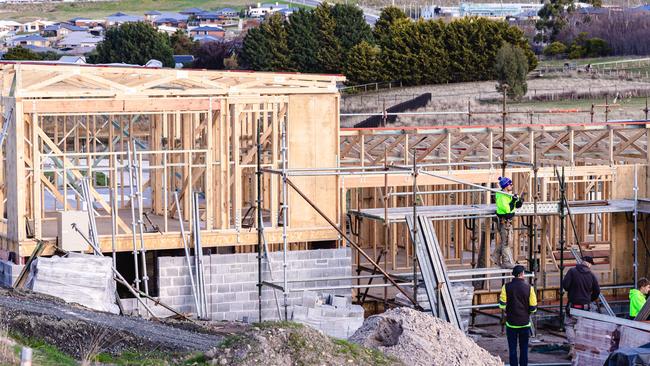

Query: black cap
<box><xmin>583</xmin><ymin>256</ymin><xmax>595</xmax><ymax>265</ymax></box>
<box><xmin>512</xmin><ymin>265</ymin><xmax>525</xmax><ymax>277</ymax></box>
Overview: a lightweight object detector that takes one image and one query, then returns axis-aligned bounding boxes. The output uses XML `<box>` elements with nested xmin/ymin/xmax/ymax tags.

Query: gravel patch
<box><xmin>350</xmin><ymin>307</ymin><xmax>504</xmax><ymax>366</ymax></box>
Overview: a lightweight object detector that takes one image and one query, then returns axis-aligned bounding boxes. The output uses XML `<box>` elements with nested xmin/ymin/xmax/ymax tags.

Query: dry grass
<box><xmin>341</xmin><ymin>74</ymin><xmax>650</xmax><ymax>127</ymax></box>
<box><xmin>79</xmin><ymin>326</ymin><xmax>123</xmax><ymax>366</ymax></box>
<box><xmin>0</xmin><ymin>321</ymin><xmax>19</xmax><ymax>366</ymax></box>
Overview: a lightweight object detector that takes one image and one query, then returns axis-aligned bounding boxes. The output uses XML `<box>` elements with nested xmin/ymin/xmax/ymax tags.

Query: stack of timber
<box><xmin>26</xmin><ymin>253</ymin><xmax>118</xmax><ymax>314</ymax></box>
<box><xmin>571</xmin><ymin>309</ymin><xmax>650</xmax><ymax>366</ymax></box>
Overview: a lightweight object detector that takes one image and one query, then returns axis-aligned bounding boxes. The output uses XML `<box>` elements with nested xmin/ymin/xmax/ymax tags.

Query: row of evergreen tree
<box><xmin>239</xmin><ymin>5</ymin><xmax>538</xmax><ymax>85</ymax></box>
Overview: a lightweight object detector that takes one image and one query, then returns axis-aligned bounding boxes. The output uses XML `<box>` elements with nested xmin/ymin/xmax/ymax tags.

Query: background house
<box><xmin>7</xmin><ymin>34</ymin><xmax>49</xmax><ymax>48</ymax></box>
<box><xmin>189</xmin><ymin>25</ymin><xmax>225</xmax><ymax>38</ymax></box>
<box><xmin>58</xmin><ymin>31</ymin><xmax>103</xmax><ymax>50</ymax></box>
<box><xmin>43</xmin><ymin>23</ymin><xmax>88</xmax><ymax>38</ymax></box>
<box><xmin>153</xmin><ymin>13</ymin><xmax>189</xmax><ymax>29</ymax></box>
<box><xmin>105</xmin><ymin>13</ymin><xmax>144</xmax><ymax>27</ymax></box>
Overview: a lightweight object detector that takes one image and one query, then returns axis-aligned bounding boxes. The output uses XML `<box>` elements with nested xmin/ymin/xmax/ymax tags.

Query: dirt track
<box><xmin>0</xmin><ymin>288</ymin><xmax>224</xmax><ymax>358</ymax></box>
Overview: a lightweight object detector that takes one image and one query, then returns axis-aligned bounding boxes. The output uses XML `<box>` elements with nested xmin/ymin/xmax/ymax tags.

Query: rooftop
<box><xmin>191</xmin><ymin>25</ymin><xmax>225</xmax><ymax>31</ymax></box>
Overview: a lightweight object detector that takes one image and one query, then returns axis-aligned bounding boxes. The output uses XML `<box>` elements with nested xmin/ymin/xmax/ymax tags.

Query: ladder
<box><xmin>406</xmin><ymin>215</ymin><xmax>462</xmax><ymax>329</ymax></box>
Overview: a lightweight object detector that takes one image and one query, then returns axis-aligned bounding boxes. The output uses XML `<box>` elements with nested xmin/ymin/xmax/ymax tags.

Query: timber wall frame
<box><xmin>0</xmin><ymin>63</ymin><xmax>344</xmax><ymax>257</ymax></box>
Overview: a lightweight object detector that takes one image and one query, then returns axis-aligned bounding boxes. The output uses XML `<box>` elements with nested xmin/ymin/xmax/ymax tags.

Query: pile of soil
<box><xmin>350</xmin><ymin>308</ymin><xmax>503</xmax><ymax>366</ymax></box>
<box><xmin>204</xmin><ymin>322</ymin><xmax>402</xmax><ymax>366</ymax></box>
<box><xmin>0</xmin><ymin>288</ymin><xmax>223</xmax><ymax>359</ymax></box>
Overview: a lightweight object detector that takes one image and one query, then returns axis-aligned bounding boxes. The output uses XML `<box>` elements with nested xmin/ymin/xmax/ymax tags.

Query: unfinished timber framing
<box><xmin>1</xmin><ymin>61</ymin><xmax>650</xmax><ymax>322</ymax></box>
<box><xmin>0</xmin><ymin>62</ymin><xmax>344</xmax><ymax>258</ymax></box>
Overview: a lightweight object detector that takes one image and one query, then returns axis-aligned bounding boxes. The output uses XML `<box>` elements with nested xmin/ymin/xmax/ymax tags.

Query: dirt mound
<box><xmin>350</xmin><ymin>308</ymin><xmax>503</xmax><ymax>366</ymax></box>
<box><xmin>205</xmin><ymin>322</ymin><xmax>402</xmax><ymax>366</ymax></box>
<box><xmin>0</xmin><ymin>288</ymin><xmax>223</xmax><ymax>359</ymax></box>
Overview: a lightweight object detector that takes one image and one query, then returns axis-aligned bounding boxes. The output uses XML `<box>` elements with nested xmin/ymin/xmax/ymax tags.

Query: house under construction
<box><xmin>0</xmin><ymin>62</ymin><xmax>647</xmax><ymax>326</ymax></box>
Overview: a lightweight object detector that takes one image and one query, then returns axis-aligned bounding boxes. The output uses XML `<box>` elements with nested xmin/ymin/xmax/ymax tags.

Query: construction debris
<box><xmin>26</xmin><ymin>253</ymin><xmax>119</xmax><ymax>314</ymax></box>
<box><xmin>290</xmin><ymin>291</ymin><xmax>365</xmax><ymax>339</ymax></box>
<box><xmin>350</xmin><ymin>307</ymin><xmax>503</xmax><ymax>366</ymax></box>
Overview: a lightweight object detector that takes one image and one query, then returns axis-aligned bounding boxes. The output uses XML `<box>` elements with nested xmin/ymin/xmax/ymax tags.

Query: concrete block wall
<box><xmin>0</xmin><ymin>260</ymin><xmax>24</xmax><ymax>288</ymax></box>
<box><xmin>158</xmin><ymin>248</ymin><xmax>352</xmax><ymax>322</ymax></box>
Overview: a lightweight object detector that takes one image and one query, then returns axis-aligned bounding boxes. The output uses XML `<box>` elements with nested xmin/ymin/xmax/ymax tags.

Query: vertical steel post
<box><xmin>126</xmin><ymin>146</ymin><xmax>140</xmax><ymax>291</ymax></box>
<box><xmin>281</xmin><ymin>119</ymin><xmax>289</xmax><ymax>320</ymax></box>
<box><xmin>558</xmin><ymin>167</ymin><xmax>566</xmax><ymax>330</ymax></box>
<box><xmin>134</xmin><ymin>143</ymin><xmax>149</xmax><ymax>295</ymax></box>
<box><xmin>110</xmin><ymin>187</ymin><xmax>117</xmax><ymax>268</ymax></box>
<box><xmin>174</xmin><ymin>191</ymin><xmax>199</xmax><ymax>316</ymax></box>
<box><xmin>634</xmin><ymin>164</ymin><xmax>639</xmax><ymax>287</ymax></box>
<box><xmin>501</xmin><ymin>87</ymin><xmax>507</xmax><ymax>178</ymax></box>
<box><xmin>256</xmin><ymin>114</ymin><xmax>263</xmax><ymax>322</ymax></box>
<box><xmin>411</xmin><ymin>149</ymin><xmax>418</xmax><ymax>303</ymax></box>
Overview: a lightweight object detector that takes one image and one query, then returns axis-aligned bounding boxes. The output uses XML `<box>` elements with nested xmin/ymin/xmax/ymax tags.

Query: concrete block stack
<box><xmin>0</xmin><ymin>260</ymin><xmax>24</xmax><ymax>288</ymax></box>
<box><xmin>290</xmin><ymin>291</ymin><xmax>365</xmax><ymax>339</ymax></box>
<box><xmin>26</xmin><ymin>254</ymin><xmax>119</xmax><ymax>314</ymax></box>
<box><xmin>158</xmin><ymin>248</ymin><xmax>352</xmax><ymax>322</ymax></box>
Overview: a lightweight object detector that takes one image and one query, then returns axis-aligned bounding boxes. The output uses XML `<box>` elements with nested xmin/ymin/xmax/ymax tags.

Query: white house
<box><xmin>21</xmin><ymin>19</ymin><xmax>54</xmax><ymax>33</ymax></box>
<box><xmin>247</xmin><ymin>2</ymin><xmax>288</xmax><ymax>18</ymax></box>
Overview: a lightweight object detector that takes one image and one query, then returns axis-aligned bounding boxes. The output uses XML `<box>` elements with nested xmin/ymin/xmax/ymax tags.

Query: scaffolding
<box><xmin>256</xmin><ymin>118</ymin><xmax>645</xmax><ymax>327</ymax></box>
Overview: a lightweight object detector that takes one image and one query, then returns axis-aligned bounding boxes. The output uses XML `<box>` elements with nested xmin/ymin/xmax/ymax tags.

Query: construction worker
<box><xmin>630</xmin><ymin>277</ymin><xmax>650</xmax><ymax>319</ymax></box>
<box><xmin>499</xmin><ymin>264</ymin><xmax>537</xmax><ymax>366</ymax></box>
<box><xmin>561</xmin><ymin>256</ymin><xmax>600</xmax><ymax>357</ymax></box>
<box><xmin>494</xmin><ymin>176</ymin><xmax>523</xmax><ymax>268</ymax></box>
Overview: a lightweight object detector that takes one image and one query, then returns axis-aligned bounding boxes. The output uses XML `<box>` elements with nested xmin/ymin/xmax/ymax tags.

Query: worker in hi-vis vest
<box><xmin>499</xmin><ymin>265</ymin><xmax>537</xmax><ymax>366</ymax></box>
<box><xmin>630</xmin><ymin>277</ymin><xmax>650</xmax><ymax>319</ymax></box>
<box><xmin>493</xmin><ymin>177</ymin><xmax>523</xmax><ymax>269</ymax></box>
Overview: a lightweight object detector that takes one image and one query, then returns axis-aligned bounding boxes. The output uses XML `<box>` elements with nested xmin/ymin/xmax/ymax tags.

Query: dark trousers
<box><xmin>506</xmin><ymin>326</ymin><xmax>530</xmax><ymax>366</ymax></box>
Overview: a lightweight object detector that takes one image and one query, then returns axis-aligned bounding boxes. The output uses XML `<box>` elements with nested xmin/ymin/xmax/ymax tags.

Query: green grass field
<box><xmin>0</xmin><ymin>0</ymin><xmax>313</xmax><ymax>21</ymax></box>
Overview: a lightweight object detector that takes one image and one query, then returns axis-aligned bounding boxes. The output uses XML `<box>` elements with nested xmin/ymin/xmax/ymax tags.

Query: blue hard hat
<box><xmin>498</xmin><ymin>177</ymin><xmax>512</xmax><ymax>189</ymax></box>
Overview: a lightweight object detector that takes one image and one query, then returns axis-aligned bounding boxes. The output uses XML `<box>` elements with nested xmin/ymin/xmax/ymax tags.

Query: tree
<box><xmin>543</xmin><ymin>41</ymin><xmax>567</xmax><ymax>56</ymax></box>
<box><xmin>374</xmin><ymin>6</ymin><xmax>407</xmax><ymax>44</ymax></box>
<box><xmin>3</xmin><ymin>46</ymin><xmax>43</xmax><ymax>60</ymax></box>
<box><xmin>314</xmin><ymin>3</ymin><xmax>343</xmax><ymax>73</ymax></box>
<box><xmin>286</xmin><ymin>9</ymin><xmax>319</xmax><ymax>72</ymax></box>
<box><xmin>239</xmin><ymin>13</ymin><xmax>291</xmax><ymax>71</ymax></box>
<box><xmin>90</xmin><ymin>22</ymin><xmax>174</xmax><ymax>67</ymax></box>
<box><xmin>170</xmin><ymin>29</ymin><xmax>198</xmax><ymax>55</ymax></box>
<box><xmin>193</xmin><ymin>41</ymin><xmax>234</xmax><ymax>69</ymax></box>
<box><xmin>495</xmin><ymin>43</ymin><xmax>529</xmax><ymax>100</ymax></box>
<box><xmin>536</xmin><ymin>0</ymin><xmax>572</xmax><ymax>44</ymax></box>
<box><xmin>331</xmin><ymin>4</ymin><xmax>372</xmax><ymax>58</ymax></box>
<box><xmin>344</xmin><ymin>41</ymin><xmax>383</xmax><ymax>84</ymax></box>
